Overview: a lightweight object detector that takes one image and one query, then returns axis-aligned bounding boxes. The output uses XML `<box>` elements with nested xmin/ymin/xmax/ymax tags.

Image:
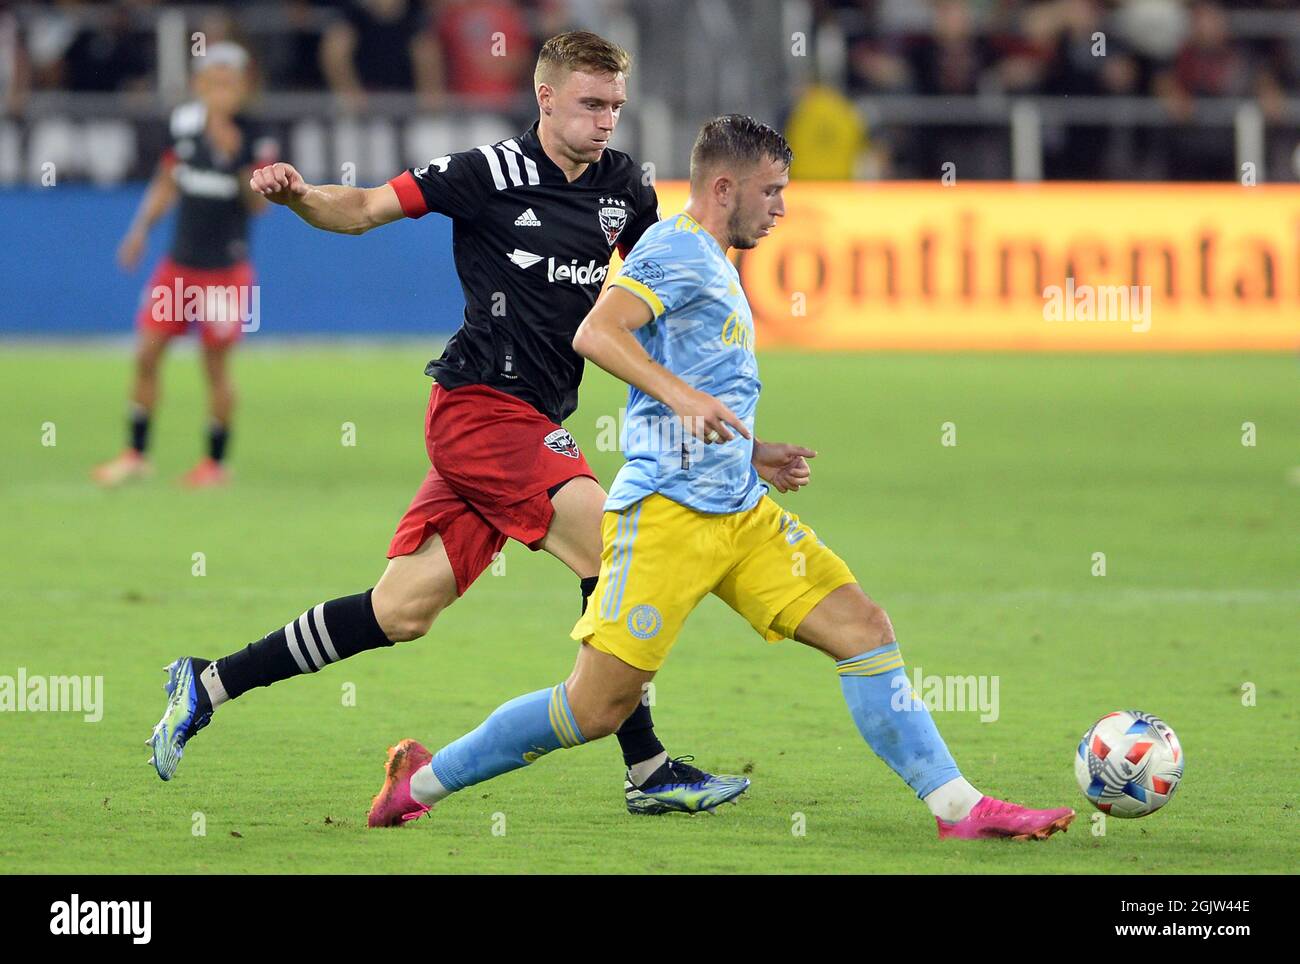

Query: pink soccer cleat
<box><xmin>367</xmin><ymin>739</ymin><xmax>434</xmax><ymax>828</ymax></box>
<box><xmin>91</xmin><ymin>449</ymin><xmax>154</xmax><ymax>487</ymax></box>
<box><xmin>936</xmin><ymin>795</ymin><xmax>1075</xmax><ymax>841</ymax></box>
<box><xmin>180</xmin><ymin>457</ymin><xmax>230</xmax><ymax>488</ymax></box>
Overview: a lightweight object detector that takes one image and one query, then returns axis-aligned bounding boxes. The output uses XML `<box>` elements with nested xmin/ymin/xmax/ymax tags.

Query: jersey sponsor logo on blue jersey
<box><xmin>721</xmin><ymin>310</ymin><xmax>754</xmax><ymax>351</ymax></box>
<box><xmin>623</xmin><ymin>259</ymin><xmax>665</xmax><ymax>285</ymax></box>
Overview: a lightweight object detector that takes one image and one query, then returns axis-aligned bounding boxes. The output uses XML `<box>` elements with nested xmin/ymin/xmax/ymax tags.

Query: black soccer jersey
<box><xmin>165</xmin><ymin>102</ymin><xmax>278</xmax><ymax>269</ymax></box>
<box><xmin>388</xmin><ymin>121</ymin><xmax>659</xmax><ymax>424</ymax></box>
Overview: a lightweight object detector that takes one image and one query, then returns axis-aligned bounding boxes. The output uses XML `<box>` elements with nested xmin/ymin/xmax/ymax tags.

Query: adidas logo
<box><xmin>507</xmin><ymin>249</ymin><xmax>542</xmax><ymax>269</ymax></box>
<box><xmin>514</xmin><ymin>208</ymin><xmax>542</xmax><ymax>227</ymax></box>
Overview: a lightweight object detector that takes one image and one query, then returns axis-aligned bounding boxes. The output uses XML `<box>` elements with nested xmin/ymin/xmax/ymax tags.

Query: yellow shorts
<box><xmin>571</xmin><ymin>493</ymin><xmax>857</xmax><ymax>671</ymax></box>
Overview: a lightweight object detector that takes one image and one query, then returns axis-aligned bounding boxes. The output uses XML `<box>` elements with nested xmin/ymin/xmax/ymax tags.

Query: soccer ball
<box><xmin>1074</xmin><ymin>710</ymin><xmax>1184</xmax><ymax>818</ymax></box>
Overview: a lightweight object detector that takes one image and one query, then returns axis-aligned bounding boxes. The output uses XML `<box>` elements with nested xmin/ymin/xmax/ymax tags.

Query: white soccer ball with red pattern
<box><xmin>1074</xmin><ymin>710</ymin><xmax>1184</xmax><ymax>818</ymax></box>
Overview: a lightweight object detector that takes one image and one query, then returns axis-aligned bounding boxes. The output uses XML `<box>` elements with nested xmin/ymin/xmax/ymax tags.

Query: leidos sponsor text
<box><xmin>547</xmin><ymin>257</ymin><xmax>608</xmax><ymax>285</ymax></box>
<box><xmin>507</xmin><ymin>249</ymin><xmax>608</xmax><ymax>285</ymax></box>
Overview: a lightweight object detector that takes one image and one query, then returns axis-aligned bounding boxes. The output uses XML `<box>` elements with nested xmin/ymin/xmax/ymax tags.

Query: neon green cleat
<box><xmin>147</xmin><ymin>657</ymin><xmax>213</xmax><ymax>781</ymax></box>
<box><xmin>624</xmin><ymin>755</ymin><xmax>750</xmax><ymax>815</ymax></box>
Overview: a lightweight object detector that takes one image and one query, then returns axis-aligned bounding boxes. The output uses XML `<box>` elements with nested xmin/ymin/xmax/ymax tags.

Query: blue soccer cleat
<box><xmin>147</xmin><ymin>657</ymin><xmax>213</xmax><ymax>781</ymax></box>
<box><xmin>624</xmin><ymin>755</ymin><xmax>751</xmax><ymax>815</ymax></box>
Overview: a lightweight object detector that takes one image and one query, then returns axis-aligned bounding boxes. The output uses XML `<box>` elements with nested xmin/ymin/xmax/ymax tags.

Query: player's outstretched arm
<box><xmin>248</xmin><ymin>162</ymin><xmax>404</xmax><ymax>235</ymax></box>
<box><xmin>573</xmin><ymin>287</ymin><xmax>751</xmax><ymax>445</ymax></box>
<box><xmin>118</xmin><ymin>159</ymin><xmax>179</xmax><ymax>271</ymax></box>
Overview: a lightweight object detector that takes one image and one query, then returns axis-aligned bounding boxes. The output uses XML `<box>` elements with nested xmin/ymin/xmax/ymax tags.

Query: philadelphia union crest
<box><xmin>626</xmin><ymin>604</ymin><xmax>662</xmax><ymax>639</ymax></box>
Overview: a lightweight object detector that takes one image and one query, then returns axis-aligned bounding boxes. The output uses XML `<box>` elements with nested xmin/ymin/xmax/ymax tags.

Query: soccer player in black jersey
<box><xmin>150</xmin><ymin>32</ymin><xmax>750</xmax><ymax>818</ymax></box>
<box><xmin>93</xmin><ymin>43</ymin><xmax>277</xmax><ymax>489</ymax></box>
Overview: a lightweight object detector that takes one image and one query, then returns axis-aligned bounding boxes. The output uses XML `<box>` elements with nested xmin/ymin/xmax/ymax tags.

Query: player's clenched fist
<box><xmin>249</xmin><ymin>162</ymin><xmax>308</xmax><ymax>204</ymax></box>
<box><xmin>751</xmin><ymin>441</ymin><xmax>816</xmax><ymax>493</ymax></box>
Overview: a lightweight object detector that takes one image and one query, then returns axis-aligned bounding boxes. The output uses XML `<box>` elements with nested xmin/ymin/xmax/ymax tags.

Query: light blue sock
<box><xmin>837</xmin><ymin>643</ymin><xmax>962</xmax><ymax>799</ymax></box>
<box><xmin>427</xmin><ymin>683</ymin><xmax>585</xmax><ymax>794</ymax></box>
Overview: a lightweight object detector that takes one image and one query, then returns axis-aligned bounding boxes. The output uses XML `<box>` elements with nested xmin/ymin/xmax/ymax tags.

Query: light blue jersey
<box><xmin>605</xmin><ymin>212</ymin><xmax>765</xmax><ymax>515</ymax></box>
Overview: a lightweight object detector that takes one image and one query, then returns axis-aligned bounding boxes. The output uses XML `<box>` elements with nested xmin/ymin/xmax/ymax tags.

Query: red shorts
<box><xmin>136</xmin><ymin>256</ymin><xmax>253</xmax><ymax>347</ymax></box>
<box><xmin>389</xmin><ymin>384</ymin><xmax>598</xmax><ymax>595</ymax></box>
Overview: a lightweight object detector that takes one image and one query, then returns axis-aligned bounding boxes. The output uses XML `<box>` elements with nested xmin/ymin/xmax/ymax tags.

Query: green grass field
<box><xmin>1</xmin><ymin>344</ymin><xmax>1296</xmax><ymax>874</ymax></box>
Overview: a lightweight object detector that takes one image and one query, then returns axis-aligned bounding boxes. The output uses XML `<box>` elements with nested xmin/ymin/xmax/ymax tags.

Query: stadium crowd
<box><xmin>1</xmin><ymin>0</ymin><xmax>1296</xmax><ymax>181</ymax></box>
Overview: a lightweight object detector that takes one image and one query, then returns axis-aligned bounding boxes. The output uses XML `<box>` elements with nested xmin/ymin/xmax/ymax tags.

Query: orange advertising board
<box><xmin>644</xmin><ymin>182</ymin><xmax>1300</xmax><ymax>351</ymax></box>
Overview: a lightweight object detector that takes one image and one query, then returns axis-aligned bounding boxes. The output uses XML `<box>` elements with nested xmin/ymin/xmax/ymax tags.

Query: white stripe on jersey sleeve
<box><xmin>499</xmin><ymin>146</ymin><xmax>523</xmax><ymax>187</ymax></box>
<box><xmin>502</xmin><ymin>139</ymin><xmax>540</xmax><ymax>185</ymax></box>
<box><xmin>476</xmin><ymin>145</ymin><xmax>508</xmax><ymax>190</ymax></box>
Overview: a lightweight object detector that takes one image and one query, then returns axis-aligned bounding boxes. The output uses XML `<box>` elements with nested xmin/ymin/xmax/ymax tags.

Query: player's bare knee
<box><xmin>572</xmin><ymin>705</ymin><xmax>615</xmax><ymax>740</ymax></box>
<box><xmin>852</xmin><ymin>599</ymin><xmax>896</xmax><ymax>652</ymax></box>
<box><xmin>583</xmin><ymin>709</ymin><xmax>624</xmax><ymax>741</ymax></box>
<box><xmin>572</xmin><ymin>692</ymin><xmax>637</xmax><ymax>741</ymax></box>
<box><xmin>373</xmin><ymin>585</ymin><xmax>454</xmax><ymax>643</ymax></box>
<box><xmin>392</xmin><ymin>597</ymin><xmax>450</xmax><ymax>642</ymax></box>
<box><xmin>381</xmin><ymin>615</ymin><xmax>428</xmax><ymax>644</ymax></box>
<box><xmin>824</xmin><ymin>586</ymin><xmax>895</xmax><ymax>654</ymax></box>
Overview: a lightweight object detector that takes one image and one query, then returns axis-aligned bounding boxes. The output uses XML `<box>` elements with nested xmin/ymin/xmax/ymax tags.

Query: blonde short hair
<box><xmin>534</xmin><ymin>31</ymin><xmax>630</xmax><ymax>89</ymax></box>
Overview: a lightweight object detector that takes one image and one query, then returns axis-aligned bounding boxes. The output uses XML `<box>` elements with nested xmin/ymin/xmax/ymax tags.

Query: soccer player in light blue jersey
<box><xmin>369</xmin><ymin>115</ymin><xmax>1076</xmax><ymax>841</ymax></box>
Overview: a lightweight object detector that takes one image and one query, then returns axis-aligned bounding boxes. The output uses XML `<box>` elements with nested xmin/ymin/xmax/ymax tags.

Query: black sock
<box><xmin>616</xmin><ymin>701</ymin><xmax>665</xmax><ymax>770</ymax></box>
<box><xmin>130</xmin><ymin>407</ymin><xmax>150</xmax><ymax>454</ymax></box>
<box><xmin>213</xmin><ymin>589</ymin><xmax>393</xmax><ymax>701</ymax></box>
<box><xmin>208</xmin><ymin>422</ymin><xmax>229</xmax><ymax>463</ymax></box>
<box><xmin>587</xmin><ymin>575</ymin><xmax>668</xmax><ymax>768</ymax></box>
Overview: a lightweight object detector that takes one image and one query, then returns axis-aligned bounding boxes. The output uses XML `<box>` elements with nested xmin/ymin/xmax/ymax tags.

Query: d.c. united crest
<box><xmin>598</xmin><ymin>197</ymin><xmax>628</xmax><ymax>247</ymax></box>
<box><xmin>543</xmin><ymin>428</ymin><xmax>580</xmax><ymax>459</ymax></box>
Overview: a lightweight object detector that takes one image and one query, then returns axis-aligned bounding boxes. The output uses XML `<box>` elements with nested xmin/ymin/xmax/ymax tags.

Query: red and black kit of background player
<box><xmin>141</xmin><ymin>104</ymin><xmax>269</xmax><ymax>343</ymax></box>
<box><xmin>93</xmin><ymin>42</ymin><xmax>278</xmax><ymax>489</ymax></box>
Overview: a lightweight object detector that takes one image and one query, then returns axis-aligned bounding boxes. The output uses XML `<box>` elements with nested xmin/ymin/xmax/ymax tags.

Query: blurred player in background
<box><xmin>150</xmin><ymin>32</ymin><xmax>750</xmax><ymax>817</ymax></box>
<box><xmin>369</xmin><ymin>115</ymin><xmax>1076</xmax><ymax>841</ymax></box>
<box><xmin>92</xmin><ymin>42</ymin><xmax>277</xmax><ymax>489</ymax></box>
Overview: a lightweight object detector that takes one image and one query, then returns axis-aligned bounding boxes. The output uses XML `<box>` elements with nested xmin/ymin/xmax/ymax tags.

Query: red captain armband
<box><xmin>387</xmin><ymin>170</ymin><xmax>430</xmax><ymax>219</ymax></box>
<box><xmin>160</xmin><ymin>148</ymin><xmax>178</xmax><ymax>170</ymax></box>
